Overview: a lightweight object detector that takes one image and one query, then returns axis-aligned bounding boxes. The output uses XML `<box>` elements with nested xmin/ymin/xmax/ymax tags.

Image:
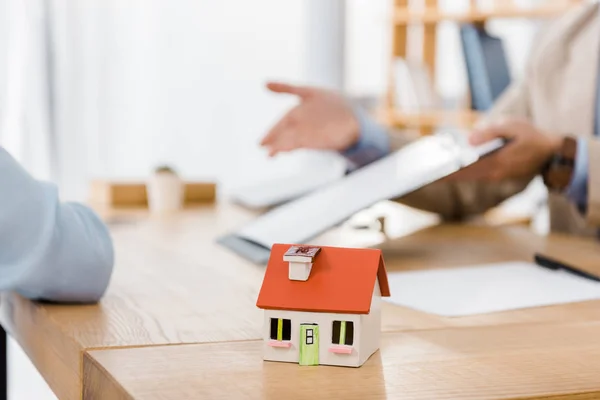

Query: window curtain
<box><xmin>0</xmin><ymin>0</ymin><xmax>103</xmax><ymax>200</ymax></box>
<box><xmin>305</xmin><ymin>0</ymin><xmax>346</xmax><ymax>90</ymax></box>
<box><xmin>1</xmin><ymin>0</ymin><xmax>55</xmax><ymax>182</ymax></box>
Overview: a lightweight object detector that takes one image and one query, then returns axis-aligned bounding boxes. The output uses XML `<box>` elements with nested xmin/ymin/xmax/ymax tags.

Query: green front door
<box><xmin>299</xmin><ymin>324</ymin><xmax>319</xmax><ymax>366</ymax></box>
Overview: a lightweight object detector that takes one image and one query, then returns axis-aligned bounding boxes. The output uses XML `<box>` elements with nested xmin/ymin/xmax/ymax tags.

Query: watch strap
<box><xmin>542</xmin><ymin>136</ymin><xmax>577</xmax><ymax>192</ymax></box>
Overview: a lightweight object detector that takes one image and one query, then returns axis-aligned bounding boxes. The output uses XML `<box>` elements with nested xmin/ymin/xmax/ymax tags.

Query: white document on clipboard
<box><xmin>218</xmin><ymin>133</ymin><xmax>505</xmax><ymax>263</ymax></box>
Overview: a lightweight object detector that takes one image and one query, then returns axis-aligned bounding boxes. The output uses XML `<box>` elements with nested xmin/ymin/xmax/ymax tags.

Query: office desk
<box><xmin>1</xmin><ymin>203</ymin><xmax>600</xmax><ymax>399</ymax></box>
<box><xmin>84</xmin><ymin>321</ymin><xmax>600</xmax><ymax>400</ymax></box>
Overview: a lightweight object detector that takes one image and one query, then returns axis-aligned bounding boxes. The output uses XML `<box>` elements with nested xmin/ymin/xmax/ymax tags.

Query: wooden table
<box><xmin>3</xmin><ymin>202</ymin><xmax>600</xmax><ymax>399</ymax></box>
<box><xmin>84</xmin><ymin>321</ymin><xmax>600</xmax><ymax>400</ymax></box>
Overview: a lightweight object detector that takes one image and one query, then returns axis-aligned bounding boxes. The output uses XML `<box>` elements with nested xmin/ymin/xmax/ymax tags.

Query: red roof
<box><xmin>256</xmin><ymin>244</ymin><xmax>390</xmax><ymax>315</ymax></box>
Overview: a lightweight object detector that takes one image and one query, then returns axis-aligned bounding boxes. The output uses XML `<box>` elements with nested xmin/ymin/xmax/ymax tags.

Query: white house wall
<box><xmin>360</xmin><ymin>277</ymin><xmax>382</xmax><ymax>365</ymax></box>
<box><xmin>263</xmin><ymin>309</ymin><xmax>362</xmax><ymax>367</ymax></box>
<box><xmin>374</xmin><ymin>277</ymin><xmax>381</xmax><ymax>297</ymax></box>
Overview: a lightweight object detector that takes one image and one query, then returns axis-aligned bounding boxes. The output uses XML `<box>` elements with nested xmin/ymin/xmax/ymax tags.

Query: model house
<box><xmin>256</xmin><ymin>244</ymin><xmax>390</xmax><ymax>367</ymax></box>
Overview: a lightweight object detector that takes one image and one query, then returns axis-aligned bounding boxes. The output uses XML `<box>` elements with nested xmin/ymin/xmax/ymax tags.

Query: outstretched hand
<box><xmin>260</xmin><ymin>82</ymin><xmax>360</xmax><ymax>156</ymax></box>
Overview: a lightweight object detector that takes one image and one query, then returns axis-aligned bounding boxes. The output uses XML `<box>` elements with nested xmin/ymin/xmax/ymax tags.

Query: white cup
<box><xmin>147</xmin><ymin>173</ymin><xmax>184</xmax><ymax>213</ymax></box>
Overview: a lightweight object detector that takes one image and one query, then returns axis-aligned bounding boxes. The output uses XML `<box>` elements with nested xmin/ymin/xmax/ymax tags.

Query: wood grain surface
<box><xmin>84</xmin><ymin>321</ymin><xmax>600</xmax><ymax>400</ymax></box>
<box><xmin>3</xmin><ymin>202</ymin><xmax>600</xmax><ymax>399</ymax></box>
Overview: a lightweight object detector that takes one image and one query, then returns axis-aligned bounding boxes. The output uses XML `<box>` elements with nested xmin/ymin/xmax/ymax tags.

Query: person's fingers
<box><xmin>260</xmin><ymin>127</ymin><xmax>278</xmax><ymax>147</ymax></box>
<box><xmin>261</xmin><ymin>113</ymin><xmax>293</xmax><ymax>146</ymax></box>
<box><xmin>469</xmin><ymin>125</ymin><xmax>506</xmax><ymax>146</ymax></box>
<box><xmin>273</xmin><ymin>134</ymin><xmax>300</xmax><ymax>152</ymax></box>
<box><xmin>473</xmin><ymin>118</ymin><xmax>493</xmax><ymax>130</ymax></box>
<box><xmin>265</xmin><ymin>127</ymin><xmax>302</xmax><ymax>156</ymax></box>
<box><xmin>468</xmin><ymin>118</ymin><xmax>527</xmax><ymax>146</ymax></box>
<box><xmin>266</xmin><ymin>82</ymin><xmax>315</xmax><ymax>99</ymax></box>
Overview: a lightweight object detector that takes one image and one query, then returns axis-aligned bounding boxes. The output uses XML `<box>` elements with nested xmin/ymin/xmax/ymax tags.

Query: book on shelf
<box><xmin>460</xmin><ymin>23</ymin><xmax>511</xmax><ymax>111</ymax></box>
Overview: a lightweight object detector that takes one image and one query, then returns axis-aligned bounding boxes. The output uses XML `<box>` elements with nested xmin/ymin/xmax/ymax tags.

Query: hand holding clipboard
<box><xmin>219</xmin><ymin>133</ymin><xmax>507</xmax><ymax>264</ymax></box>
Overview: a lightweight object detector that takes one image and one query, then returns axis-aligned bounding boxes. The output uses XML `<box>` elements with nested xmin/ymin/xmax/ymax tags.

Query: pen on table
<box><xmin>534</xmin><ymin>253</ymin><xmax>600</xmax><ymax>282</ymax></box>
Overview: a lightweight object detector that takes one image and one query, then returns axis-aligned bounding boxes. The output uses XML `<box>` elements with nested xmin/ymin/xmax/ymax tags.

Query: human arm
<box><xmin>587</xmin><ymin>140</ymin><xmax>600</xmax><ymax>225</ymax></box>
<box><xmin>393</xmin><ymin>78</ymin><xmax>534</xmax><ymax>219</ymax></box>
<box><xmin>342</xmin><ymin>107</ymin><xmax>391</xmax><ymax>170</ymax></box>
<box><xmin>0</xmin><ymin>148</ymin><xmax>114</xmax><ymax>302</ymax></box>
<box><xmin>339</xmin><ymin>77</ymin><xmax>534</xmax><ymax>219</ymax></box>
<box><xmin>261</xmin><ymin>16</ymin><xmax>545</xmax><ymax>219</ymax></box>
<box><xmin>260</xmin><ymin>79</ymin><xmax>532</xmax><ymax>220</ymax></box>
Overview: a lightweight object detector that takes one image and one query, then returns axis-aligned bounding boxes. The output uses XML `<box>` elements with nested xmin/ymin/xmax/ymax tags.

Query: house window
<box><xmin>270</xmin><ymin>318</ymin><xmax>291</xmax><ymax>341</ymax></box>
<box><xmin>332</xmin><ymin>321</ymin><xmax>354</xmax><ymax>345</ymax></box>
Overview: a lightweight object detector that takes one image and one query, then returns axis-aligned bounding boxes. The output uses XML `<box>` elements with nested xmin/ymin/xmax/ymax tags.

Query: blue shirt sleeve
<box><xmin>341</xmin><ymin>108</ymin><xmax>391</xmax><ymax>170</ymax></box>
<box><xmin>0</xmin><ymin>148</ymin><xmax>114</xmax><ymax>303</ymax></box>
<box><xmin>565</xmin><ymin>138</ymin><xmax>589</xmax><ymax>213</ymax></box>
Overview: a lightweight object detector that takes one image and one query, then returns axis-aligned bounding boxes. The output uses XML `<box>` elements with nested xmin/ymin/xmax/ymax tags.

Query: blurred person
<box><xmin>0</xmin><ymin>148</ymin><xmax>114</xmax><ymax>302</ymax></box>
<box><xmin>261</xmin><ymin>2</ymin><xmax>600</xmax><ymax>237</ymax></box>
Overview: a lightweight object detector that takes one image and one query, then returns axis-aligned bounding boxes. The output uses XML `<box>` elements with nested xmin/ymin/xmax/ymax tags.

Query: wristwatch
<box><xmin>541</xmin><ymin>136</ymin><xmax>577</xmax><ymax>192</ymax></box>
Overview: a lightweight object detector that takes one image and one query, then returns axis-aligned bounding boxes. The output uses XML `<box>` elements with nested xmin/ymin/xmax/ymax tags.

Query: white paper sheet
<box><xmin>235</xmin><ymin>134</ymin><xmax>504</xmax><ymax>248</ymax></box>
<box><xmin>385</xmin><ymin>262</ymin><xmax>600</xmax><ymax>317</ymax></box>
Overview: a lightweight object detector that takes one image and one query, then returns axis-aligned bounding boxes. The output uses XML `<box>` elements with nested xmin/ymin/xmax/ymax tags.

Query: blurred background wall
<box><xmin>0</xmin><ymin>0</ymin><xmax>543</xmax><ymax>200</ymax></box>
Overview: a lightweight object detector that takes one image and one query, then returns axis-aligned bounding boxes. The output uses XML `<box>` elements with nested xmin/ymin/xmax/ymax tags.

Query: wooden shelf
<box><xmin>377</xmin><ymin>109</ymin><xmax>482</xmax><ymax>130</ymax></box>
<box><xmin>386</xmin><ymin>0</ymin><xmax>584</xmax><ymax>135</ymax></box>
<box><xmin>393</xmin><ymin>3</ymin><xmax>578</xmax><ymax>24</ymax></box>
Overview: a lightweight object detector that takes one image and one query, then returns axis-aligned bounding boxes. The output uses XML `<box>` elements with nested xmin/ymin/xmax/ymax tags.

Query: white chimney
<box><xmin>283</xmin><ymin>246</ymin><xmax>321</xmax><ymax>281</ymax></box>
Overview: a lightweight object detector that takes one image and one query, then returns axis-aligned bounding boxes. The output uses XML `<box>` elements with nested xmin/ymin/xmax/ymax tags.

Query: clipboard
<box><xmin>218</xmin><ymin>133</ymin><xmax>506</xmax><ymax>264</ymax></box>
